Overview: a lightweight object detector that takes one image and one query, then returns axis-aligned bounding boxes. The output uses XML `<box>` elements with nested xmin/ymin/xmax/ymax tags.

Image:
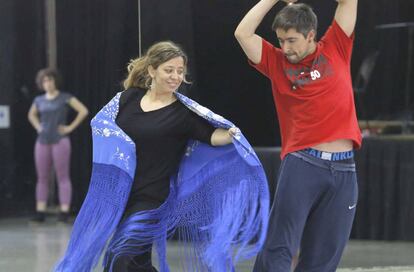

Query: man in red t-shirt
<box><xmin>235</xmin><ymin>0</ymin><xmax>361</xmax><ymax>271</ymax></box>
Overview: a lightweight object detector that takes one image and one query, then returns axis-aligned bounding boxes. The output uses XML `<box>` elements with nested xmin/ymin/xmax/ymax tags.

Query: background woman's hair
<box><xmin>35</xmin><ymin>68</ymin><xmax>63</xmax><ymax>90</ymax></box>
<box><xmin>123</xmin><ymin>41</ymin><xmax>189</xmax><ymax>90</ymax></box>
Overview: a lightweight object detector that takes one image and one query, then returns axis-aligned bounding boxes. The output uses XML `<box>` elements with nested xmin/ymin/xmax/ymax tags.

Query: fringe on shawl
<box><xmin>103</xmin><ymin>185</ymin><xmax>178</xmax><ymax>272</ymax></box>
<box><xmin>104</xmin><ymin>149</ymin><xmax>269</xmax><ymax>272</ymax></box>
<box><xmin>54</xmin><ymin>163</ymin><xmax>132</xmax><ymax>272</ymax></box>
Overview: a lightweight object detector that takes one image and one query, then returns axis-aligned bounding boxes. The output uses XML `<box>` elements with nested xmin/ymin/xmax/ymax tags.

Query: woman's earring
<box><xmin>149</xmin><ymin>78</ymin><xmax>155</xmax><ymax>90</ymax></box>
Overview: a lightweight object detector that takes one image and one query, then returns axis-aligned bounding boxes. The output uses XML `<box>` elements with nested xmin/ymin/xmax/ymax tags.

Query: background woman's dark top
<box><xmin>116</xmin><ymin>88</ymin><xmax>215</xmax><ymax>214</ymax></box>
<box><xmin>34</xmin><ymin>92</ymin><xmax>73</xmax><ymax>144</ymax></box>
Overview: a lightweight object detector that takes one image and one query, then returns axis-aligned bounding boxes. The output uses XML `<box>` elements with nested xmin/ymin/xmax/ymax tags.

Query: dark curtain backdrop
<box><xmin>141</xmin><ymin>0</ymin><xmax>197</xmax><ymax>87</ymax></box>
<box><xmin>191</xmin><ymin>0</ymin><xmax>280</xmax><ymax>146</ymax></box>
<box><xmin>352</xmin><ymin>137</ymin><xmax>414</xmax><ymax>241</ymax></box>
<box><xmin>1</xmin><ymin>0</ymin><xmax>414</xmax><ymax>218</ymax></box>
<box><xmin>0</xmin><ymin>0</ymin><xmax>16</xmax><ymax>213</ymax></box>
<box><xmin>0</xmin><ymin>0</ymin><xmax>45</xmax><ymax>216</ymax></box>
<box><xmin>354</xmin><ymin>0</ymin><xmax>414</xmax><ymax>120</ymax></box>
<box><xmin>55</xmin><ymin>0</ymin><xmax>139</xmax><ymax>211</ymax></box>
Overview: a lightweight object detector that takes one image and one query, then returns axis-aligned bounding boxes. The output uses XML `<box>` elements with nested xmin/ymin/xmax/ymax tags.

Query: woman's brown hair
<box><xmin>123</xmin><ymin>41</ymin><xmax>189</xmax><ymax>90</ymax></box>
<box><xmin>35</xmin><ymin>68</ymin><xmax>63</xmax><ymax>90</ymax></box>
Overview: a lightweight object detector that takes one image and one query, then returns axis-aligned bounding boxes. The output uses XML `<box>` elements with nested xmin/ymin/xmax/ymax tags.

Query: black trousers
<box><xmin>104</xmin><ymin>248</ymin><xmax>157</xmax><ymax>272</ymax></box>
<box><xmin>104</xmin><ymin>201</ymin><xmax>161</xmax><ymax>272</ymax></box>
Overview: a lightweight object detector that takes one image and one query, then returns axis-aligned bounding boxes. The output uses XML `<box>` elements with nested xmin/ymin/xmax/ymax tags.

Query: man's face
<box><xmin>276</xmin><ymin>28</ymin><xmax>316</xmax><ymax>64</ymax></box>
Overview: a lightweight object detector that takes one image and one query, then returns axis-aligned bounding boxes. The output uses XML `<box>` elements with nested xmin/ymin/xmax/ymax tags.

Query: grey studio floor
<box><xmin>1</xmin><ymin>216</ymin><xmax>414</xmax><ymax>272</ymax></box>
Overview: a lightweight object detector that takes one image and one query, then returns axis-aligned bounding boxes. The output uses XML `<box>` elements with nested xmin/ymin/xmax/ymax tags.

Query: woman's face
<box><xmin>41</xmin><ymin>76</ymin><xmax>57</xmax><ymax>92</ymax></box>
<box><xmin>149</xmin><ymin>56</ymin><xmax>185</xmax><ymax>93</ymax></box>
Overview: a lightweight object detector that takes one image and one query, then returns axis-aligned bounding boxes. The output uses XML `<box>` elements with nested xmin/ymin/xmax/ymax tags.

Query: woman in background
<box><xmin>28</xmin><ymin>68</ymin><xmax>89</xmax><ymax>223</ymax></box>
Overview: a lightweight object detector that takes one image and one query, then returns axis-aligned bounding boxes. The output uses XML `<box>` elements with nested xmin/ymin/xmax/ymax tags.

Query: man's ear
<box><xmin>307</xmin><ymin>30</ymin><xmax>316</xmax><ymax>42</ymax></box>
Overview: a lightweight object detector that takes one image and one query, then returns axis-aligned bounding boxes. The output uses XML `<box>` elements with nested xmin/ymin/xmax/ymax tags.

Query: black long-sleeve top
<box><xmin>116</xmin><ymin>88</ymin><xmax>215</xmax><ymax>212</ymax></box>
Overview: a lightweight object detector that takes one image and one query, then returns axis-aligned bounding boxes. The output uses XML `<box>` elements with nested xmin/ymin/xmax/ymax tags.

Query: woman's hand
<box><xmin>228</xmin><ymin>127</ymin><xmax>240</xmax><ymax>137</ymax></box>
<box><xmin>58</xmin><ymin>125</ymin><xmax>73</xmax><ymax>136</ymax></box>
<box><xmin>211</xmin><ymin>127</ymin><xmax>240</xmax><ymax>146</ymax></box>
<box><xmin>65</xmin><ymin>97</ymin><xmax>89</xmax><ymax>134</ymax></box>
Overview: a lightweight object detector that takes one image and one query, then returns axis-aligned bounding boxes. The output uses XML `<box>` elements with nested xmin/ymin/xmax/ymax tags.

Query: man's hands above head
<box><xmin>281</xmin><ymin>0</ymin><xmax>298</xmax><ymax>4</ymax></box>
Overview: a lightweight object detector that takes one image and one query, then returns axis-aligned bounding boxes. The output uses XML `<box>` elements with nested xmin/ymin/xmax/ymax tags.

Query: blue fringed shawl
<box><xmin>54</xmin><ymin>91</ymin><xmax>269</xmax><ymax>272</ymax></box>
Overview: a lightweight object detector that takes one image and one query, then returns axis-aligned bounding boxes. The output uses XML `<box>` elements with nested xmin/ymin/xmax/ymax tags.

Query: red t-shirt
<box><xmin>250</xmin><ymin>20</ymin><xmax>362</xmax><ymax>159</ymax></box>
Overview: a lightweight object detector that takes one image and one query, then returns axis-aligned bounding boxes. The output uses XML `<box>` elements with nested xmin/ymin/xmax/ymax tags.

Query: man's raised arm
<box><xmin>334</xmin><ymin>0</ymin><xmax>358</xmax><ymax>37</ymax></box>
<box><xmin>234</xmin><ymin>0</ymin><xmax>282</xmax><ymax>64</ymax></box>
